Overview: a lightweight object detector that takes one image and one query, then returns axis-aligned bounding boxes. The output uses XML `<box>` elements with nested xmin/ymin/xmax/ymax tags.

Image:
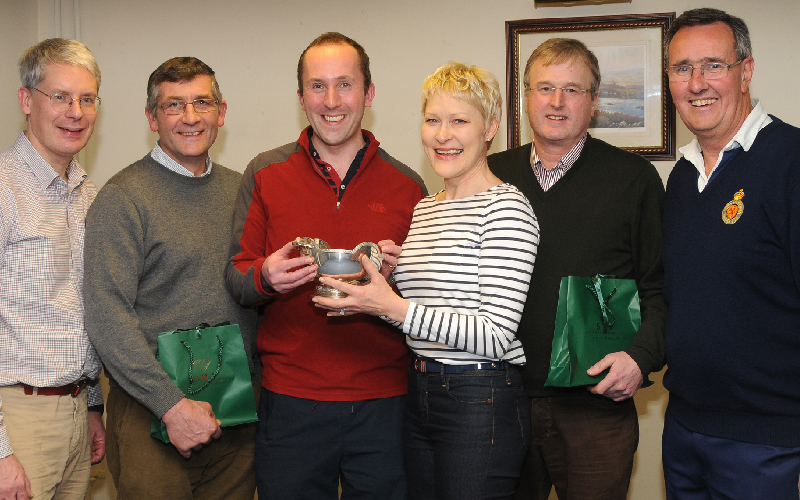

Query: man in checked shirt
<box><xmin>0</xmin><ymin>39</ymin><xmax>104</xmax><ymax>499</ymax></box>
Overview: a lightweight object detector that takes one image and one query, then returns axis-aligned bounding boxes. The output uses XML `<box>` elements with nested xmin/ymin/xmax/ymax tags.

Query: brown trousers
<box><xmin>514</xmin><ymin>392</ymin><xmax>639</xmax><ymax>500</ymax></box>
<box><xmin>105</xmin><ymin>386</ymin><xmax>257</xmax><ymax>500</ymax></box>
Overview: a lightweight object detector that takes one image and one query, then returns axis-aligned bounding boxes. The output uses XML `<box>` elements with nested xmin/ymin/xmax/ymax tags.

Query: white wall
<box><xmin>3</xmin><ymin>1</ymin><xmax>799</xmax><ymax>499</ymax></box>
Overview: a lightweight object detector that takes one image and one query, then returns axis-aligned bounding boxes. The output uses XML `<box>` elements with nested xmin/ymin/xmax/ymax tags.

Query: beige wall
<box><xmin>2</xmin><ymin>1</ymin><xmax>799</xmax><ymax>499</ymax></box>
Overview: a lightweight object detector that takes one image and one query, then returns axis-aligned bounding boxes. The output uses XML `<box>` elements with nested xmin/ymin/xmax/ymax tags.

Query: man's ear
<box><xmin>145</xmin><ymin>107</ymin><xmax>159</xmax><ymax>132</ymax></box>
<box><xmin>18</xmin><ymin>87</ymin><xmax>32</xmax><ymax>116</ymax></box>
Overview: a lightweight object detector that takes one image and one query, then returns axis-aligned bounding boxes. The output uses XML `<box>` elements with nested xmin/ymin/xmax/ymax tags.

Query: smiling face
<box><xmin>421</xmin><ymin>92</ymin><xmax>498</xmax><ymax>188</ymax></box>
<box><xmin>18</xmin><ymin>63</ymin><xmax>98</xmax><ymax>172</ymax></box>
<box><xmin>297</xmin><ymin>44</ymin><xmax>375</xmax><ymax>155</ymax></box>
<box><xmin>668</xmin><ymin>22</ymin><xmax>753</xmax><ymax>148</ymax></box>
<box><xmin>145</xmin><ymin>74</ymin><xmax>226</xmax><ymax>175</ymax></box>
<box><xmin>525</xmin><ymin>58</ymin><xmax>597</xmax><ymax>153</ymax></box>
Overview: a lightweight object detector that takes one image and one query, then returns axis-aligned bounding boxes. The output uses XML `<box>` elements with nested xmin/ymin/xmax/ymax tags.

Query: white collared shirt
<box><xmin>150</xmin><ymin>141</ymin><xmax>212</xmax><ymax>177</ymax></box>
<box><xmin>679</xmin><ymin>99</ymin><xmax>772</xmax><ymax>192</ymax></box>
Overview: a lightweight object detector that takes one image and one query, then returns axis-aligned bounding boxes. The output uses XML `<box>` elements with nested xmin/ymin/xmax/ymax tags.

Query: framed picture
<box><xmin>506</xmin><ymin>13</ymin><xmax>676</xmax><ymax>160</ymax></box>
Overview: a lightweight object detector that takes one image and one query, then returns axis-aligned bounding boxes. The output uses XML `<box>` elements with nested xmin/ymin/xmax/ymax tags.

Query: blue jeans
<box><xmin>255</xmin><ymin>389</ymin><xmax>406</xmax><ymax>500</ymax></box>
<box><xmin>404</xmin><ymin>363</ymin><xmax>530</xmax><ymax>500</ymax></box>
<box><xmin>663</xmin><ymin>408</ymin><xmax>800</xmax><ymax>500</ymax></box>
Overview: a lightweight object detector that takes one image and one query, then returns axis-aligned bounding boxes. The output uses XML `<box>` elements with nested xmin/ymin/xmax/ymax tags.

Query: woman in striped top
<box><xmin>313</xmin><ymin>62</ymin><xmax>539</xmax><ymax>499</ymax></box>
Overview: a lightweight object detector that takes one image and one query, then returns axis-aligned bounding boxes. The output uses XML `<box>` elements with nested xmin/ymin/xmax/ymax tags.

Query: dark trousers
<box><xmin>105</xmin><ymin>387</ymin><xmax>257</xmax><ymax>500</ymax></box>
<box><xmin>254</xmin><ymin>388</ymin><xmax>406</xmax><ymax>500</ymax></box>
<box><xmin>663</xmin><ymin>408</ymin><xmax>800</xmax><ymax>500</ymax></box>
<box><xmin>514</xmin><ymin>392</ymin><xmax>638</xmax><ymax>500</ymax></box>
<box><xmin>404</xmin><ymin>364</ymin><xmax>530</xmax><ymax>500</ymax></box>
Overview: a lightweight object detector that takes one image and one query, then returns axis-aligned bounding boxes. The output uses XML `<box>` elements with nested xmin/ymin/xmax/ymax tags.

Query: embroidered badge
<box><xmin>722</xmin><ymin>189</ymin><xmax>745</xmax><ymax>224</ymax></box>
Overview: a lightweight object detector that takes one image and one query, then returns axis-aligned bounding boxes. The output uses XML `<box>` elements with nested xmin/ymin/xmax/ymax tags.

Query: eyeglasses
<box><xmin>526</xmin><ymin>85</ymin><xmax>592</xmax><ymax>98</ymax></box>
<box><xmin>158</xmin><ymin>99</ymin><xmax>219</xmax><ymax>115</ymax></box>
<box><xmin>33</xmin><ymin>88</ymin><xmax>101</xmax><ymax>114</ymax></box>
<box><xmin>666</xmin><ymin>60</ymin><xmax>743</xmax><ymax>82</ymax></box>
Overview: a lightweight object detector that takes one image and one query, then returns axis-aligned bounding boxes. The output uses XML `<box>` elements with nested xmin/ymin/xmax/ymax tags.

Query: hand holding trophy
<box><xmin>292</xmin><ymin>237</ymin><xmax>384</xmax><ymax>298</ymax></box>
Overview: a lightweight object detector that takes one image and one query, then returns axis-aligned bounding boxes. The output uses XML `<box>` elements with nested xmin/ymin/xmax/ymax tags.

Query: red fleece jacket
<box><xmin>226</xmin><ymin>128</ymin><xmax>426</xmax><ymax>400</ymax></box>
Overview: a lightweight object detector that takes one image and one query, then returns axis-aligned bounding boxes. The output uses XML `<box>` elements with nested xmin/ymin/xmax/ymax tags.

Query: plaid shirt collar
<box><xmin>15</xmin><ymin>131</ymin><xmax>87</xmax><ymax>192</ymax></box>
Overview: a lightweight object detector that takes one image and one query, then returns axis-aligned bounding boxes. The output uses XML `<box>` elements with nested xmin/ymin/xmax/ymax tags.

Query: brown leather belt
<box><xmin>20</xmin><ymin>380</ymin><xmax>85</xmax><ymax>397</ymax></box>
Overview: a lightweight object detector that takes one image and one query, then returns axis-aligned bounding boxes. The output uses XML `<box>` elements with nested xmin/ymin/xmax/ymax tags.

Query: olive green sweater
<box><xmin>84</xmin><ymin>155</ymin><xmax>256</xmax><ymax>418</ymax></box>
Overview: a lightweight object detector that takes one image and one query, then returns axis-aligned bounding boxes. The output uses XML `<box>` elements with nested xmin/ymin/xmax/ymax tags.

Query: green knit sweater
<box><xmin>84</xmin><ymin>154</ymin><xmax>256</xmax><ymax>418</ymax></box>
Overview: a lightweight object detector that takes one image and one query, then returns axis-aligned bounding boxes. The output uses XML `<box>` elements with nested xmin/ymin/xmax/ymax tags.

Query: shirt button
<box><xmin>340</xmin><ymin>185</ymin><xmax>345</xmax><ymax>190</ymax></box>
<box><xmin>327</xmin><ymin>167</ymin><xmax>331</xmax><ymax>171</ymax></box>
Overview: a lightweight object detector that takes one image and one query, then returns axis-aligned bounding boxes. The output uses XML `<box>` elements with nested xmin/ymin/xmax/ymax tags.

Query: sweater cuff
<box><xmin>625</xmin><ymin>346</ymin><xmax>655</xmax><ymax>387</ymax></box>
<box><xmin>151</xmin><ymin>385</ymin><xmax>189</xmax><ymax>419</ymax></box>
<box><xmin>254</xmin><ymin>257</ymin><xmax>278</xmax><ymax>297</ymax></box>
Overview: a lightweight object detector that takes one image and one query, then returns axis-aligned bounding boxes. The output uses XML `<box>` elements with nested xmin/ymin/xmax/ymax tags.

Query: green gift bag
<box><xmin>151</xmin><ymin>323</ymin><xmax>258</xmax><ymax>443</ymax></box>
<box><xmin>545</xmin><ymin>275</ymin><xmax>644</xmax><ymax>388</ymax></box>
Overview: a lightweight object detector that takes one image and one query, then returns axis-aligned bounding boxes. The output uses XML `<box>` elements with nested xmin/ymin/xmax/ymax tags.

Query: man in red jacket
<box><xmin>225</xmin><ymin>32</ymin><xmax>426</xmax><ymax>500</ymax></box>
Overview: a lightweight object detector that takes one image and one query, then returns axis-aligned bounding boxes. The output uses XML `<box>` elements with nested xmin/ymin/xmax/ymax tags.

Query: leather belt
<box><xmin>20</xmin><ymin>379</ymin><xmax>87</xmax><ymax>397</ymax></box>
<box><xmin>413</xmin><ymin>358</ymin><xmax>505</xmax><ymax>374</ymax></box>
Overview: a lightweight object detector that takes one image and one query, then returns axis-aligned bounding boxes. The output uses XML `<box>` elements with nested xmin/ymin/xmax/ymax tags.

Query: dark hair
<box><xmin>147</xmin><ymin>57</ymin><xmax>221</xmax><ymax>115</ymax></box>
<box><xmin>665</xmin><ymin>8</ymin><xmax>752</xmax><ymax>63</ymax></box>
<box><xmin>296</xmin><ymin>32</ymin><xmax>371</xmax><ymax>95</ymax></box>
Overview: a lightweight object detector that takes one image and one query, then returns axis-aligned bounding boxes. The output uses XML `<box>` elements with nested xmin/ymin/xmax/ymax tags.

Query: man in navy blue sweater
<box><xmin>662</xmin><ymin>8</ymin><xmax>800</xmax><ymax>498</ymax></box>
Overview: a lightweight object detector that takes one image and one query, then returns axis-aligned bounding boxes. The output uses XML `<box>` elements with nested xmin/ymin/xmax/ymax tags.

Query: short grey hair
<box><xmin>19</xmin><ymin>38</ymin><xmax>101</xmax><ymax>90</ymax></box>
<box><xmin>665</xmin><ymin>8</ymin><xmax>752</xmax><ymax>63</ymax></box>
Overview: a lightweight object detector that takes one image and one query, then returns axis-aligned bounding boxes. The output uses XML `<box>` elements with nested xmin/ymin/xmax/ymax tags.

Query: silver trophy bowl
<box><xmin>293</xmin><ymin>237</ymin><xmax>383</xmax><ymax>298</ymax></box>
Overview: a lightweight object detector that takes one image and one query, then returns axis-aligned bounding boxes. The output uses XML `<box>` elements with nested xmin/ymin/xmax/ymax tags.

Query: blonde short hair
<box><xmin>421</xmin><ymin>61</ymin><xmax>501</xmax><ymax>130</ymax></box>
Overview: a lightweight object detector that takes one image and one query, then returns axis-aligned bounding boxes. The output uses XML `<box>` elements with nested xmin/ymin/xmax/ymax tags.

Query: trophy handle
<box><xmin>352</xmin><ymin>242</ymin><xmax>384</xmax><ymax>270</ymax></box>
<box><xmin>292</xmin><ymin>237</ymin><xmax>331</xmax><ymax>260</ymax></box>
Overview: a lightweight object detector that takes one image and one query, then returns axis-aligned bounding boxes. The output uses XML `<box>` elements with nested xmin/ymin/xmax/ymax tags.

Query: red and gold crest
<box><xmin>722</xmin><ymin>189</ymin><xmax>745</xmax><ymax>225</ymax></box>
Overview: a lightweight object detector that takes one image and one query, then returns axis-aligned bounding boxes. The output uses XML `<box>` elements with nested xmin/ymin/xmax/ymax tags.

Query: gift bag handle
<box><xmin>586</xmin><ymin>275</ymin><xmax>617</xmax><ymax>335</ymax></box>
<box><xmin>180</xmin><ymin>335</ymin><xmax>224</xmax><ymax>395</ymax></box>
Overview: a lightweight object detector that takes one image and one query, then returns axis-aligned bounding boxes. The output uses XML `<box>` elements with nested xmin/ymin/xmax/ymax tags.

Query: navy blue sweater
<box><xmin>663</xmin><ymin>117</ymin><xmax>800</xmax><ymax>447</ymax></box>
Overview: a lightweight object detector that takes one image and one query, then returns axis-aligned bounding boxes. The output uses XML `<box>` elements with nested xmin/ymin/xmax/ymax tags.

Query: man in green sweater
<box><xmin>488</xmin><ymin>38</ymin><xmax>666</xmax><ymax>500</ymax></box>
<box><xmin>83</xmin><ymin>57</ymin><xmax>257</xmax><ymax>499</ymax></box>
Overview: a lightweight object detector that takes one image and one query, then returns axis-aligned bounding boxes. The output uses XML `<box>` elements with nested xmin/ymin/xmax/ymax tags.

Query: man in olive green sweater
<box><xmin>83</xmin><ymin>57</ymin><xmax>257</xmax><ymax>500</ymax></box>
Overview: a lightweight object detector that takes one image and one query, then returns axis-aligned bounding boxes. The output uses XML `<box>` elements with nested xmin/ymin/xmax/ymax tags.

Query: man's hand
<box><xmin>161</xmin><ymin>398</ymin><xmax>221</xmax><ymax>458</ymax></box>
<box><xmin>587</xmin><ymin>351</ymin><xmax>643</xmax><ymax>402</ymax></box>
<box><xmin>0</xmin><ymin>455</ymin><xmax>33</xmax><ymax>500</ymax></box>
<box><xmin>87</xmin><ymin>411</ymin><xmax>105</xmax><ymax>464</ymax></box>
<box><xmin>261</xmin><ymin>240</ymin><xmax>317</xmax><ymax>293</ymax></box>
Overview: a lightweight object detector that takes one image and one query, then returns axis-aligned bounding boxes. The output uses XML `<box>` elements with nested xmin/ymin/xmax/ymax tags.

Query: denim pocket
<box><xmin>443</xmin><ymin>374</ymin><xmax>494</xmax><ymax>404</ymax></box>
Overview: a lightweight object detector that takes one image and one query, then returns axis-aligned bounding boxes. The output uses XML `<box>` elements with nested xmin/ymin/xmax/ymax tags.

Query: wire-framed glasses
<box><xmin>525</xmin><ymin>85</ymin><xmax>592</xmax><ymax>98</ymax></box>
<box><xmin>666</xmin><ymin>60</ymin><xmax>743</xmax><ymax>82</ymax></box>
<box><xmin>33</xmin><ymin>88</ymin><xmax>101</xmax><ymax>114</ymax></box>
<box><xmin>158</xmin><ymin>99</ymin><xmax>219</xmax><ymax>115</ymax></box>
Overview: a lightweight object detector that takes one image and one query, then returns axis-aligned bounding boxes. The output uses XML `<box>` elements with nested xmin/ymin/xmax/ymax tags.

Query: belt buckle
<box><xmin>414</xmin><ymin>359</ymin><xmax>428</xmax><ymax>373</ymax></box>
<box><xmin>71</xmin><ymin>379</ymin><xmax>88</xmax><ymax>397</ymax></box>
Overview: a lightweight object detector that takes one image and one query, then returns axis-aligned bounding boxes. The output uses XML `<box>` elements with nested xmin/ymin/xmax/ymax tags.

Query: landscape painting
<box><xmin>591</xmin><ymin>44</ymin><xmax>646</xmax><ymax>130</ymax></box>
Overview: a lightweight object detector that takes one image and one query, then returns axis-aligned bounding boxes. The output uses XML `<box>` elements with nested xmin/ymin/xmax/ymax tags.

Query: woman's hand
<box><xmin>378</xmin><ymin>239</ymin><xmax>401</xmax><ymax>280</ymax></box>
<box><xmin>312</xmin><ymin>254</ymin><xmax>409</xmax><ymax>323</ymax></box>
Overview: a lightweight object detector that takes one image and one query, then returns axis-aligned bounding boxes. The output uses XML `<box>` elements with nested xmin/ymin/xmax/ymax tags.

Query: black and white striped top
<box><xmin>388</xmin><ymin>183</ymin><xmax>539</xmax><ymax>365</ymax></box>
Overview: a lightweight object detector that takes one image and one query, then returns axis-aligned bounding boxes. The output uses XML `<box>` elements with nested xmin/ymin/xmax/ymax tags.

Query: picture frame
<box><xmin>506</xmin><ymin>13</ymin><xmax>676</xmax><ymax>160</ymax></box>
